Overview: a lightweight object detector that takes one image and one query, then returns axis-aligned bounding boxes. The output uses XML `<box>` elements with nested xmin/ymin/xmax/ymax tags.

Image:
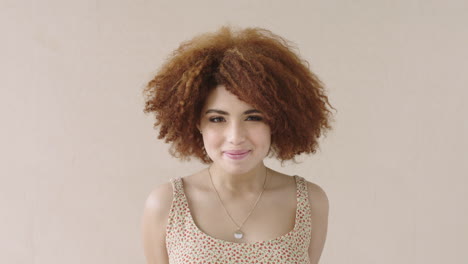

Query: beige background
<box><xmin>1</xmin><ymin>0</ymin><xmax>467</xmax><ymax>263</ymax></box>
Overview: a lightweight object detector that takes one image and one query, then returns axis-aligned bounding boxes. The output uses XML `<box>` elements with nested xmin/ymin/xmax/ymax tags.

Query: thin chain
<box><xmin>208</xmin><ymin>166</ymin><xmax>268</xmax><ymax>231</ymax></box>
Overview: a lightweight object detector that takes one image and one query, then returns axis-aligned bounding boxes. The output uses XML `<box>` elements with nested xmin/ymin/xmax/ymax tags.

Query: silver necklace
<box><xmin>208</xmin><ymin>166</ymin><xmax>268</xmax><ymax>240</ymax></box>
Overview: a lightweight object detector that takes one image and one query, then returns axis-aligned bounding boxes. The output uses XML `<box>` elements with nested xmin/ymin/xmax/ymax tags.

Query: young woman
<box><xmin>141</xmin><ymin>26</ymin><xmax>335</xmax><ymax>263</ymax></box>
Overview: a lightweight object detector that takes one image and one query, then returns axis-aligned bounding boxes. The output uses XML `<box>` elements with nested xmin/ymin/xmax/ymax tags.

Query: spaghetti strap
<box><xmin>294</xmin><ymin>175</ymin><xmax>312</xmax><ymax>232</ymax></box>
<box><xmin>169</xmin><ymin>177</ymin><xmax>183</xmax><ymax>197</ymax></box>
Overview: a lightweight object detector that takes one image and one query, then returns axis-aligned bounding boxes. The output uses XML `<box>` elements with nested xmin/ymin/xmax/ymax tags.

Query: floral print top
<box><xmin>166</xmin><ymin>175</ymin><xmax>312</xmax><ymax>263</ymax></box>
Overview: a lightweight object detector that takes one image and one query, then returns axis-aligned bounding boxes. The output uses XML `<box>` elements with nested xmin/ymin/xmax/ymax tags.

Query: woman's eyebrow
<box><xmin>204</xmin><ymin>109</ymin><xmax>262</xmax><ymax>115</ymax></box>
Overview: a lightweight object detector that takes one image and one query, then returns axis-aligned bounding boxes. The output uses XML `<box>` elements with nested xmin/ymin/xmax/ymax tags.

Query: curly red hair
<box><xmin>143</xmin><ymin>26</ymin><xmax>335</xmax><ymax>164</ymax></box>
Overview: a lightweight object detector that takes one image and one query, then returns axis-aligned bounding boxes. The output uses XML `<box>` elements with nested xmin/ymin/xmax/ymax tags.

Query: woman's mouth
<box><xmin>223</xmin><ymin>150</ymin><xmax>251</xmax><ymax>160</ymax></box>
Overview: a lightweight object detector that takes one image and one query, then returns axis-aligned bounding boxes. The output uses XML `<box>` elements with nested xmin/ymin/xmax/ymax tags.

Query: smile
<box><xmin>223</xmin><ymin>150</ymin><xmax>251</xmax><ymax>160</ymax></box>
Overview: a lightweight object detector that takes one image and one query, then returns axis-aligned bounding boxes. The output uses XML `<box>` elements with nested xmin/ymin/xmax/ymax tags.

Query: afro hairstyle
<box><xmin>143</xmin><ymin>25</ymin><xmax>336</xmax><ymax>164</ymax></box>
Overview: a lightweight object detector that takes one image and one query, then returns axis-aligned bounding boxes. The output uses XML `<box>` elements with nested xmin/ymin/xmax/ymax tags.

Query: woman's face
<box><xmin>198</xmin><ymin>85</ymin><xmax>271</xmax><ymax>174</ymax></box>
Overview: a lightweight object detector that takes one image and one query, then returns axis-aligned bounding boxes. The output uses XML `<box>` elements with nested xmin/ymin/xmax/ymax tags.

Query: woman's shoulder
<box><xmin>303</xmin><ymin>178</ymin><xmax>328</xmax><ymax>198</ymax></box>
<box><xmin>273</xmin><ymin>170</ymin><xmax>329</xmax><ymax>210</ymax></box>
<box><xmin>275</xmin><ymin>169</ymin><xmax>326</xmax><ymax>197</ymax></box>
<box><xmin>143</xmin><ymin>180</ymin><xmax>174</xmax><ymax>218</ymax></box>
<box><xmin>141</xmin><ymin>180</ymin><xmax>176</xmax><ymax>264</ymax></box>
<box><xmin>142</xmin><ymin>172</ymin><xmax>197</xmax><ymax>219</ymax></box>
<box><xmin>300</xmin><ymin>177</ymin><xmax>329</xmax><ymax>214</ymax></box>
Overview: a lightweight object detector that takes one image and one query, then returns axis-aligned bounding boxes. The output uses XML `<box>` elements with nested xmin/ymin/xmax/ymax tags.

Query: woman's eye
<box><xmin>209</xmin><ymin>116</ymin><xmax>225</xmax><ymax>123</ymax></box>
<box><xmin>209</xmin><ymin>116</ymin><xmax>263</xmax><ymax>123</ymax></box>
<box><xmin>246</xmin><ymin>116</ymin><xmax>263</xmax><ymax>121</ymax></box>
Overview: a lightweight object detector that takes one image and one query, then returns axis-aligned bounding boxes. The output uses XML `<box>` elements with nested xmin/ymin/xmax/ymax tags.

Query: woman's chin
<box><xmin>219</xmin><ymin>161</ymin><xmax>263</xmax><ymax>175</ymax></box>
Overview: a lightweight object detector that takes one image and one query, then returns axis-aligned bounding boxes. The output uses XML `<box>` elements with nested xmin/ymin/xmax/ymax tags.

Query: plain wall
<box><xmin>1</xmin><ymin>0</ymin><xmax>467</xmax><ymax>263</ymax></box>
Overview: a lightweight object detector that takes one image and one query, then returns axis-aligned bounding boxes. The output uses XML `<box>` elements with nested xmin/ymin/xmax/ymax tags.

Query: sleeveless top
<box><xmin>165</xmin><ymin>175</ymin><xmax>312</xmax><ymax>263</ymax></box>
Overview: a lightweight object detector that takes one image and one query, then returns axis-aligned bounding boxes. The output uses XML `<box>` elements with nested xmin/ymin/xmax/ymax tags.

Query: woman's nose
<box><xmin>227</xmin><ymin>121</ymin><xmax>246</xmax><ymax>145</ymax></box>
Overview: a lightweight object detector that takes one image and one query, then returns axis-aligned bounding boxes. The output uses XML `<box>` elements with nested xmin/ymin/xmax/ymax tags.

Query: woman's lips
<box><xmin>224</xmin><ymin>150</ymin><xmax>251</xmax><ymax>160</ymax></box>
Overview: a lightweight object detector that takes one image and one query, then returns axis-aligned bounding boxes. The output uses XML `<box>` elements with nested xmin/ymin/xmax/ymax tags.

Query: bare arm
<box><xmin>307</xmin><ymin>181</ymin><xmax>329</xmax><ymax>264</ymax></box>
<box><xmin>141</xmin><ymin>182</ymin><xmax>173</xmax><ymax>264</ymax></box>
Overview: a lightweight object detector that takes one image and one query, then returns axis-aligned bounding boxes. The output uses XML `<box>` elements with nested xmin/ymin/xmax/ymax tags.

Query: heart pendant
<box><xmin>234</xmin><ymin>230</ymin><xmax>243</xmax><ymax>239</ymax></box>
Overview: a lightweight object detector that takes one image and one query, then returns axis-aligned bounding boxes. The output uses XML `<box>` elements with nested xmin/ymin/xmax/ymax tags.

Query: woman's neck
<box><xmin>207</xmin><ymin>163</ymin><xmax>269</xmax><ymax>194</ymax></box>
